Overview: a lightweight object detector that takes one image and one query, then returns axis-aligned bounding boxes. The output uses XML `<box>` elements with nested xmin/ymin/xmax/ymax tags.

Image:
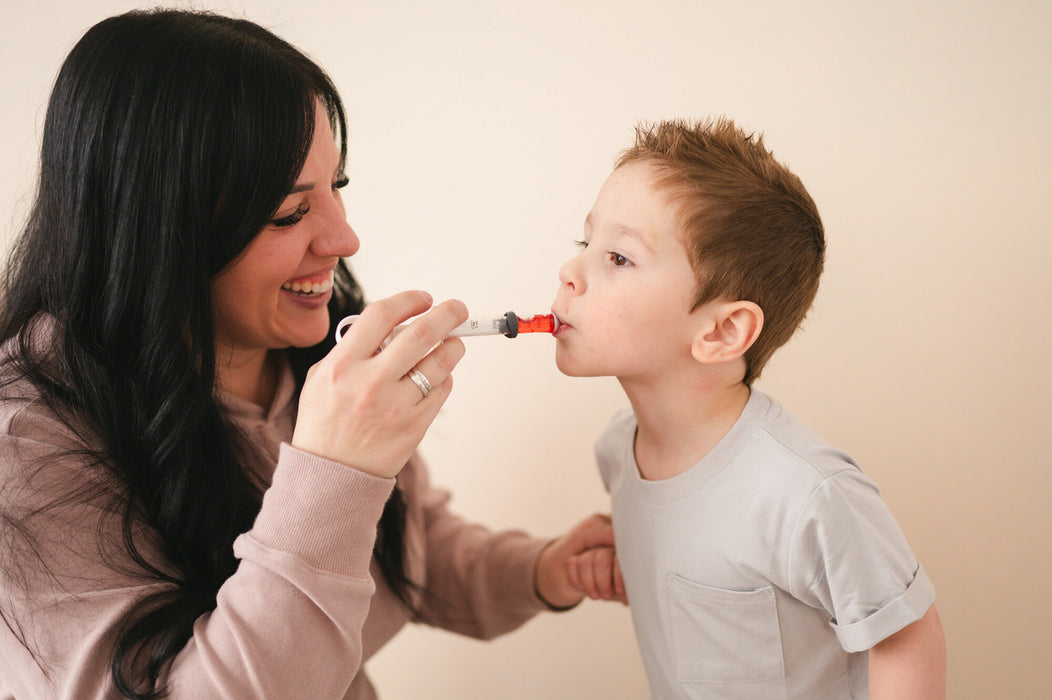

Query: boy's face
<box><xmin>552</xmin><ymin>161</ymin><xmax>701</xmax><ymax>380</ymax></box>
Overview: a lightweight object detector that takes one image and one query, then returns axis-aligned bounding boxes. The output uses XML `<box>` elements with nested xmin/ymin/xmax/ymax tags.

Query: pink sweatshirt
<box><xmin>0</xmin><ymin>340</ymin><xmax>551</xmax><ymax>698</ymax></box>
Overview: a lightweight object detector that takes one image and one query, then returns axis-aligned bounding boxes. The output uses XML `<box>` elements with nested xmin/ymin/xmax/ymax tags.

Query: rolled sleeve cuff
<box><xmin>248</xmin><ymin>442</ymin><xmax>396</xmax><ymax>576</ymax></box>
<box><xmin>833</xmin><ymin>565</ymin><xmax>936</xmax><ymax>653</ymax></box>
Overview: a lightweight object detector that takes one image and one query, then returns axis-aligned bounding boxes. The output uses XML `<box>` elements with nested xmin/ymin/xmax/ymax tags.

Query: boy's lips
<box><xmin>551</xmin><ymin>310</ymin><xmax>572</xmax><ymax>335</ymax></box>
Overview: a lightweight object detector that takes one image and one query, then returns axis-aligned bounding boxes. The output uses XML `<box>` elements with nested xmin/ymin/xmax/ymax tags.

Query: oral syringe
<box><xmin>335</xmin><ymin>311</ymin><xmax>558</xmax><ymax>344</ymax></box>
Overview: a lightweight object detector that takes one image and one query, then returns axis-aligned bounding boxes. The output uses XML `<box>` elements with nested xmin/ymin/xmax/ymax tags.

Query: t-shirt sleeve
<box><xmin>787</xmin><ymin>468</ymin><xmax>936</xmax><ymax>653</ymax></box>
<box><xmin>594</xmin><ymin>407</ymin><xmax>635</xmax><ymax>494</ymax></box>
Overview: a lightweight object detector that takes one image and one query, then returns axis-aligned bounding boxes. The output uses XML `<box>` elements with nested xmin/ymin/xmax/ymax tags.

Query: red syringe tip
<box><xmin>516</xmin><ymin>313</ymin><xmax>556</xmax><ymax>334</ymax></box>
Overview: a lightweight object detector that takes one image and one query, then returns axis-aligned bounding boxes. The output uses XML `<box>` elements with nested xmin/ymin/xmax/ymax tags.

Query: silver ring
<box><xmin>406</xmin><ymin>367</ymin><xmax>434</xmax><ymax>398</ymax></box>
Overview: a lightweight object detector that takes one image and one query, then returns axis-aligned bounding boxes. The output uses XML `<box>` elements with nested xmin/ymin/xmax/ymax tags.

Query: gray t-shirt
<box><xmin>596</xmin><ymin>389</ymin><xmax>935</xmax><ymax>699</ymax></box>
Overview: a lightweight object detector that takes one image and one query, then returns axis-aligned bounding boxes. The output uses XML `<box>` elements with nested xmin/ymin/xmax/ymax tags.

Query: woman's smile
<box><xmin>282</xmin><ymin>270</ymin><xmax>335</xmax><ymax>298</ymax></box>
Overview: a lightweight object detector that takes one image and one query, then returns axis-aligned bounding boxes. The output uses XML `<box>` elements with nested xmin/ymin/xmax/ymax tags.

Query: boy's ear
<box><xmin>691</xmin><ymin>301</ymin><xmax>764</xmax><ymax>364</ymax></box>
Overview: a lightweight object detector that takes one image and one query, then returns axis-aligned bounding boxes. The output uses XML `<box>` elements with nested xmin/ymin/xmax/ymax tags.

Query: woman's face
<box><xmin>211</xmin><ymin>104</ymin><xmax>359</xmax><ymax>360</ymax></box>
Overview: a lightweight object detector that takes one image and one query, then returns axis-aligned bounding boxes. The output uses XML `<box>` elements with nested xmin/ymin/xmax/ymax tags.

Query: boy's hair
<box><xmin>617</xmin><ymin>118</ymin><xmax>824</xmax><ymax>384</ymax></box>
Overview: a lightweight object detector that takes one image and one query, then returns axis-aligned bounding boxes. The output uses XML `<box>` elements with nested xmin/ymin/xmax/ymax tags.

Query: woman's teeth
<box><xmin>282</xmin><ymin>276</ymin><xmax>333</xmax><ymax>297</ymax></box>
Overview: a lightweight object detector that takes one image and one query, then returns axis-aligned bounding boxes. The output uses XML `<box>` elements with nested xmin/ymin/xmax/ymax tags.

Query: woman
<box><xmin>0</xmin><ymin>10</ymin><xmax>620</xmax><ymax>699</ymax></box>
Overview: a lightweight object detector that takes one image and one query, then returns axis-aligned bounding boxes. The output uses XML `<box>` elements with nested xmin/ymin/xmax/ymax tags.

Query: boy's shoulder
<box><xmin>601</xmin><ymin>405</ymin><xmax>636</xmax><ymax>438</ymax></box>
<box><xmin>748</xmin><ymin>390</ymin><xmax>865</xmax><ymax>485</ymax></box>
<box><xmin>593</xmin><ymin>391</ymin><xmax>869</xmax><ymax>503</ymax></box>
<box><xmin>596</xmin><ymin>391</ymin><xmax>863</xmax><ymax>484</ymax></box>
<box><xmin>594</xmin><ymin>406</ymin><xmax>636</xmax><ymax>481</ymax></box>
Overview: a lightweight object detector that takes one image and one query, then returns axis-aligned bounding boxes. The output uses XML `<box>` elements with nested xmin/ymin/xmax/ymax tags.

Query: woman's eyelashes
<box><xmin>270</xmin><ymin>203</ymin><xmax>311</xmax><ymax>227</ymax></box>
<box><xmin>270</xmin><ymin>176</ymin><xmax>347</xmax><ymax>227</ymax></box>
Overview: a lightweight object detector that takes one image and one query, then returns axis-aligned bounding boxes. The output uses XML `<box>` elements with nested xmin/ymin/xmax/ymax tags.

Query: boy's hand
<box><xmin>534</xmin><ymin>514</ymin><xmax>628</xmax><ymax>608</ymax></box>
<box><xmin>567</xmin><ymin>545</ymin><xmax>627</xmax><ymax>605</ymax></box>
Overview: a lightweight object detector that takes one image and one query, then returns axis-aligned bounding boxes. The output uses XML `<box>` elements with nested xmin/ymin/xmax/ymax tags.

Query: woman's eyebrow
<box><xmin>289</xmin><ymin>182</ymin><xmax>315</xmax><ymax>194</ymax></box>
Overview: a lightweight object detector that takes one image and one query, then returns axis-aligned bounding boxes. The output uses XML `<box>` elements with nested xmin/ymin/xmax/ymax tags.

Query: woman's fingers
<box><xmin>401</xmin><ymin>335</ymin><xmax>465</xmax><ymax>404</ymax></box>
<box><xmin>292</xmin><ymin>292</ymin><xmax>469</xmax><ymax>478</ymax></box>
<box><xmin>335</xmin><ymin>293</ymin><xmax>469</xmax><ymax>399</ymax></box>
<box><xmin>333</xmin><ymin>290</ymin><xmax>435</xmax><ymax>361</ymax></box>
<box><xmin>383</xmin><ymin>299</ymin><xmax>468</xmax><ymax>402</ymax></box>
<box><xmin>380</xmin><ymin>299</ymin><xmax>468</xmax><ymax>371</ymax></box>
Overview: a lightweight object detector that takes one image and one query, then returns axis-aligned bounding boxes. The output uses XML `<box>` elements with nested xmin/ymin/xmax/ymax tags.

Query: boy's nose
<box><xmin>558</xmin><ymin>258</ymin><xmax>582</xmax><ymax>294</ymax></box>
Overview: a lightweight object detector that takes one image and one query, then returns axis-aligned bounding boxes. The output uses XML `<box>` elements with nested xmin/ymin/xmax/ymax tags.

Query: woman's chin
<box><xmin>279</xmin><ymin>319</ymin><xmax>331</xmax><ymax>349</ymax></box>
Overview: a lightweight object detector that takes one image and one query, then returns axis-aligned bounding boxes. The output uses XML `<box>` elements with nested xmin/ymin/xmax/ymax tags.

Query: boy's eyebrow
<box><xmin>584</xmin><ymin>214</ymin><xmax>655</xmax><ymax>251</ymax></box>
<box><xmin>616</xmin><ymin>224</ymin><xmax>655</xmax><ymax>251</ymax></box>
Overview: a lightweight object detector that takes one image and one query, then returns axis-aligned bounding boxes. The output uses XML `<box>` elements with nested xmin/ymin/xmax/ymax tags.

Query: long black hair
<box><xmin>0</xmin><ymin>9</ymin><xmax>412</xmax><ymax>698</ymax></box>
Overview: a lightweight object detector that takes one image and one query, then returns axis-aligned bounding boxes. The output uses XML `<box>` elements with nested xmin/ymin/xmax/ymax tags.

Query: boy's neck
<box><xmin>621</xmin><ymin>374</ymin><xmax>751</xmax><ymax>482</ymax></box>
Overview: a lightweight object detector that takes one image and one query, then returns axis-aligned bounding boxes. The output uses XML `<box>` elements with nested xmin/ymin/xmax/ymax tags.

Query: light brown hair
<box><xmin>616</xmin><ymin>118</ymin><xmax>825</xmax><ymax>384</ymax></box>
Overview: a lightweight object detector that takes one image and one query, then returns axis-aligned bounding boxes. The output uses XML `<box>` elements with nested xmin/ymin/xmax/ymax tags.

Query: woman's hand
<box><xmin>292</xmin><ymin>290</ymin><xmax>468</xmax><ymax>478</ymax></box>
<box><xmin>535</xmin><ymin>514</ymin><xmax>627</xmax><ymax>608</ymax></box>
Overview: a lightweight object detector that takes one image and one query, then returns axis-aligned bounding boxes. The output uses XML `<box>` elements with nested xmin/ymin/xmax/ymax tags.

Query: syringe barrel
<box><xmin>448</xmin><ymin>316</ymin><xmax>511</xmax><ymax>336</ymax></box>
<box><xmin>335</xmin><ymin>313</ymin><xmax>515</xmax><ymax>343</ymax></box>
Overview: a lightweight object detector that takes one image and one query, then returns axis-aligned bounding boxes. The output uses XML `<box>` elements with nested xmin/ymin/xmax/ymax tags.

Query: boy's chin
<box><xmin>555</xmin><ymin>354</ymin><xmax>602</xmax><ymax>378</ymax></box>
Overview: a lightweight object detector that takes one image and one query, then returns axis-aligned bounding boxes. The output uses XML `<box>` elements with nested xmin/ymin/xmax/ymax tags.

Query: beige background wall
<box><xmin>3</xmin><ymin>1</ymin><xmax>1049</xmax><ymax>698</ymax></box>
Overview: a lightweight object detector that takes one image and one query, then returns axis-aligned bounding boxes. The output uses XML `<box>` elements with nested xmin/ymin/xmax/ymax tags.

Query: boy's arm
<box><xmin>868</xmin><ymin>604</ymin><xmax>947</xmax><ymax>699</ymax></box>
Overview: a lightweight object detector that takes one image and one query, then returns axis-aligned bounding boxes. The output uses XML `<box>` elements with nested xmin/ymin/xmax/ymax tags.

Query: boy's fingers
<box><xmin>577</xmin><ymin>554</ymin><xmax>598</xmax><ymax>597</ymax></box>
<box><xmin>567</xmin><ymin>547</ymin><xmax>628</xmax><ymax>603</ymax></box>
<box><xmin>591</xmin><ymin>548</ymin><xmax>616</xmax><ymax>599</ymax></box>
<box><xmin>566</xmin><ymin>556</ymin><xmax>582</xmax><ymax>589</ymax></box>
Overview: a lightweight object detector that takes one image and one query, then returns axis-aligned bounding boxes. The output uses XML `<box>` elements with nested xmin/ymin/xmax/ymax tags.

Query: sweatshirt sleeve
<box><xmin>0</xmin><ymin>413</ymin><xmax>394</xmax><ymax>699</ymax></box>
<box><xmin>405</xmin><ymin>456</ymin><xmax>551</xmax><ymax>640</ymax></box>
<box><xmin>166</xmin><ymin>443</ymin><xmax>395</xmax><ymax>697</ymax></box>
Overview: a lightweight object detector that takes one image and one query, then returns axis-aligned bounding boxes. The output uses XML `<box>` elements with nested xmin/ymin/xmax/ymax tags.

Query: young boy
<box><xmin>555</xmin><ymin>119</ymin><xmax>946</xmax><ymax>698</ymax></box>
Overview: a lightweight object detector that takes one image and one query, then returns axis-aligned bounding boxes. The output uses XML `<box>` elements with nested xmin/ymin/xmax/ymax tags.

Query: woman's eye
<box><xmin>333</xmin><ymin>173</ymin><xmax>349</xmax><ymax>191</ymax></box>
<box><xmin>270</xmin><ymin>203</ymin><xmax>311</xmax><ymax>227</ymax></box>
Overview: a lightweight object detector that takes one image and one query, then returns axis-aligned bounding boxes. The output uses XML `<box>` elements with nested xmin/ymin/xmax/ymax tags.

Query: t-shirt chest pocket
<box><xmin>666</xmin><ymin>573</ymin><xmax>786</xmax><ymax>686</ymax></box>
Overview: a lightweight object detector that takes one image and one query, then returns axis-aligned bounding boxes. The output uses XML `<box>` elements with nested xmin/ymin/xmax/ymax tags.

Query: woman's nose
<box><xmin>312</xmin><ymin>205</ymin><xmax>360</xmax><ymax>259</ymax></box>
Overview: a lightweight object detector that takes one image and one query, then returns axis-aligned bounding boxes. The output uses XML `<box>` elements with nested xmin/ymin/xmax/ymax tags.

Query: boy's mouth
<box><xmin>551</xmin><ymin>310</ymin><xmax>571</xmax><ymax>336</ymax></box>
<box><xmin>282</xmin><ymin>271</ymin><xmax>334</xmax><ymax>298</ymax></box>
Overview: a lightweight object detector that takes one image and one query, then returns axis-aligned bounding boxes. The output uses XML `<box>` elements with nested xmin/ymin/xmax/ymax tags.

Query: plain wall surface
<box><xmin>2</xmin><ymin>1</ymin><xmax>1050</xmax><ymax>698</ymax></box>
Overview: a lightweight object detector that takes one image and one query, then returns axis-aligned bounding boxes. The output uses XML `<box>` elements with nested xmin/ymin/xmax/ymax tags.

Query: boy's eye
<box><xmin>573</xmin><ymin>239</ymin><xmax>588</xmax><ymax>249</ymax></box>
<box><xmin>610</xmin><ymin>252</ymin><xmax>630</xmax><ymax>266</ymax></box>
<box><xmin>270</xmin><ymin>203</ymin><xmax>311</xmax><ymax>227</ymax></box>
